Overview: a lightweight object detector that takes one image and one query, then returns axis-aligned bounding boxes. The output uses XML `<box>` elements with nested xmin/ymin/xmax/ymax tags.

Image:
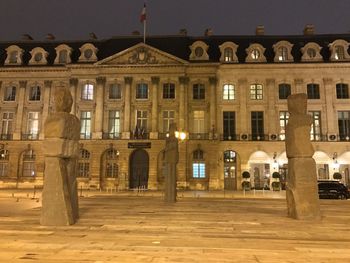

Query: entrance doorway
<box><xmin>129</xmin><ymin>149</ymin><xmax>149</xmax><ymax>189</ymax></box>
<box><xmin>224</xmin><ymin>150</ymin><xmax>237</xmax><ymax>190</ymax></box>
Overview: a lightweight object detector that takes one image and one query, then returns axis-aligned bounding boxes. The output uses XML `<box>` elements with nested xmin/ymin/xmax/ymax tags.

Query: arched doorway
<box><xmin>129</xmin><ymin>149</ymin><xmax>149</xmax><ymax>189</ymax></box>
<box><xmin>223</xmin><ymin>150</ymin><xmax>237</xmax><ymax>190</ymax></box>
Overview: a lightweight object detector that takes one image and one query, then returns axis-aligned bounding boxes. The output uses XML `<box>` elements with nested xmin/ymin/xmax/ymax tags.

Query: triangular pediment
<box><xmin>96</xmin><ymin>43</ymin><xmax>188</xmax><ymax>66</ymax></box>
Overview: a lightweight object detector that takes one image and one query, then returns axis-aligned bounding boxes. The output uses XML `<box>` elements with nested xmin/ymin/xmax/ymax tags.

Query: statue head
<box><xmin>287</xmin><ymin>93</ymin><xmax>307</xmax><ymax>115</ymax></box>
<box><xmin>169</xmin><ymin>123</ymin><xmax>177</xmax><ymax>138</ymax></box>
<box><xmin>54</xmin><ymin>87</ymin><xmax>73</xmax><ymax>113</ymax></box>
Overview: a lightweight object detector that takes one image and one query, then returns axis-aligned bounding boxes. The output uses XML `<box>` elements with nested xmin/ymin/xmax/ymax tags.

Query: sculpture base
<box><xmin>286</xmin><ymin>158</ymin><xmax>321</xmax><ymax>220</ymax></box>
<box><xmin>164</xmin><ymin>165</ymin><xmax>177</xmax><ymax>203</ymax></box>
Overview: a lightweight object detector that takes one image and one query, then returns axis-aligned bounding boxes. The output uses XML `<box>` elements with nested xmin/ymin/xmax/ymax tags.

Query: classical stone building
<box><xmin>1</xmin><ymin>27</ymin><xmax>350</xmax><ymax>190</ymax></box>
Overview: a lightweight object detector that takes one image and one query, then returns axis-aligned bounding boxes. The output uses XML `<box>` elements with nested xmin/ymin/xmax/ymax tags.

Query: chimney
<box><xmin>179</xmin><ymin>28</ymin><xmax>187</xmax><ymax>36</ymax></box>
<box><xmin>256</xmin><ymin>25</ymin><xmax>265</xmax><ymax>36</ymax></box>
<box><xmin>89</xmin><ymin>32</ymin><xmax>97</xmax><ymax>40</ymax></box>
<box><xmin>204</xmin><ymin>28</ymin><xmax>213</xmax><ymax>37</ymax></box>
<box><xmin>132</xmin><ymin>30</ymin><xmax>140</xmax><ymax>36</ymax></box>
<box><xmin>21</xmin><ymin>34</ymin><xmax>33</xmax><ymax>41</ymax></box>
<box><xmin>45</xmin><ymin>33</ymin><xmax>55</xmax><ymax>40</ymax></box>
<box><xmin>303</xmin><ymin>24</ymin><xmax>315</xmax><ymax>35</ymax></box>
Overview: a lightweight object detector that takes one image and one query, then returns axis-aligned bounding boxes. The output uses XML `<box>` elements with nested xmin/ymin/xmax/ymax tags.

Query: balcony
<box><xmin>0</xmin><ymin>134</ymin><xmax>13</xmax><ymax>140</ymax></box>
<box><xmin>220</xmin><ymin>134</ymin><xmax>239</xmax><ymax>141</ymax></box>
<box><xmin>102</xmin><ymin>133</ymin><xmax>121</xmax><ymax>140</ymax></box>
<box><xmin>80</xmin><ymin>133</ymin><xmax>92</xmax><ymax>140</ymax></box>
<box><xmin>21</xmin><ymin>133</ymin><xmax>39</xmax><ymax>140</ymax></box>
<box><xmin>131</xmin><ymin>132</ymin><xmax>149</xmax><ymax>140</ymax></box>
<box><xmin>189</xmin><ymin>133</ymin><xmax>209</xmax><ymax>140</ymax></box>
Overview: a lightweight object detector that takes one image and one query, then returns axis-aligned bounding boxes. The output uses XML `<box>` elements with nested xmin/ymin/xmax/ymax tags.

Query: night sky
<box><xmin>0</xmin><ymin>0</ymin><xmax>349</xmax><ymax>41</ymax></box>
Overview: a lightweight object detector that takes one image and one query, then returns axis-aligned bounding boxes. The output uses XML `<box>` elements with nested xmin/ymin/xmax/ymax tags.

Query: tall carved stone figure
<box><xmin>285</xmin><ymin>93</ymin><xmax>320</xmax><ymax>220</ymax></box>
<box><xmin>164</xmin><ymin>123</ymin><xmax>179</xmax><ymax>203</ymax></box>
<box><xmin>40</xmin><ymin>87</ymin><xmax>80</xmax><ymax>225</ymax></box>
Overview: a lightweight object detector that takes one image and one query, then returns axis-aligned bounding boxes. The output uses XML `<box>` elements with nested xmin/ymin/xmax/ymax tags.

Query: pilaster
<box><xmin>93</xmin><ymin>77</ymin><xmax>106</xmax><ymax>139</ymax></box>
<box><xmin>13</xmin><ymin>81</ymin><xmax>27</xmax><ymax>140</ymax></box>
<box><xmin>122</xmin><ymin>77</ymin><xmax>132</xmax><ymax>139</ymax></box>
<box><xmin>40</xmin><ymin>80</ymin><xmax>52</xmax><ymax>140</ymax></box>
<box><xmin>69</xmin><ymin>78</ymin><xmax>78</xmax><ymax>115</ymax></box>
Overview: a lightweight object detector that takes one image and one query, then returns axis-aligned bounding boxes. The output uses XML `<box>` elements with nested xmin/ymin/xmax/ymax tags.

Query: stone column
<box><xmin>238</xmin><ymin>78</ymin><xmax>248</xmax><ymax>135</ymax></box>
<box><xmin>323</xmin><ymin>78</ymin><xmax>336</xmax><ymax>134</ymax></box>
<box><xmin>267</xmin><ymin>79</ymin><xmax>276</xmax><ymax>134</ymax></box>
<box><xmin>150</xmin><ymin>76</ymin><xmax>159</xmax><ymax>139</ymax></box>
<box><xmin>294</xmin><ymin>78</ymin><xmax>304</xmax><ymax>94</ymax></box>
<box><xmin>209</xmin><ymin>77</ymin><xmax>217</xmax><ymax>139</ymax></box>
<box><xmin>69</xmin><ymin>78</ymin><xmax>78</xmax><ymax>115</ymax></box>
<box><xmin>13</xmin><ymin>81</ymin><xmax>27</xmax><ymax>140</ymax></box>
<box><xmin>40</xmin><ymin>80</ymin><xmax>52</xmax><ymax>140</ymax></box>
<box><xmin>93</xmin><ymin>77</ymin><xmax>106</xmax><ymax>139</ymax></box>
<box><xmin>122</xmin><ymin>77</ymin><xmax>132</xmax><ymax>139</ymax></box>
<box><xmin>179</xmin><ymin>76</ymin><xmax>189</xmax><ymax>132</ymax></box>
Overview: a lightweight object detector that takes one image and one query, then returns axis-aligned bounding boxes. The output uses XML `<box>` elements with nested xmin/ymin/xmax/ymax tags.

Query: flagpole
<box><xmin>143</xmin><ymin>19</ymin><xmax>146</xmax><ymax>44</ymax></box>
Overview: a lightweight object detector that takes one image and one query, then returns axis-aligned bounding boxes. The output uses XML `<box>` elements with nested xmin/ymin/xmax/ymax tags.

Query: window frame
<box><xmin>336</xmin><ymin>83</ymin><xmax>349</xmax><ymax>99</ymax></box>
<box><xmin>136</xmin><ymin>83</ymin><xmax>149</xmax><ymax>100</ymax></box>
<box><xmin>250</xmin><ymin>84</ymin><xmax>263</xmax><ymax>100</ymax></box>
<box><xmin>193</xmin><ymin>83</ymin><xmax>205</xmax><ymax>100</ymax></box>
<box><xmin>223</xmin><ymin>84</ymin><xmax>235</xmax><ymax>100</ymax></box>
<box><xmin>163</xmin><ymin>83</ymin><xmax>175</xmax><ymax>99</ymax></box>
<box><xmin>81</xmin><ymin>83</ymin><xmax>94</xmax><ymax>101</ymax></box>
<box><xmin>307</xmin><ymin>83</ymin><xmax>320</xmax><ymax>99</ymax></box>
<box><xmin>278</xmin><ymin>83</ymin><xmax>291</xmax><ymax>100</ymax></box>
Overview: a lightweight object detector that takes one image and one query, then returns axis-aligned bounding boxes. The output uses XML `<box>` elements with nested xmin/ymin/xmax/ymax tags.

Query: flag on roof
<box><xmin>140</xmin><ymin>3</ymin><xmax>146</xmax><ymax>23</ymax></box>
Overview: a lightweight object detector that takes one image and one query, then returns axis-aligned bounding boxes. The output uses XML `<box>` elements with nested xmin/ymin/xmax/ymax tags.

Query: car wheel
<box><xmin>339</xmin><ymin>194</ymin><xmax>346</xmax><ymax>200</ymax></box>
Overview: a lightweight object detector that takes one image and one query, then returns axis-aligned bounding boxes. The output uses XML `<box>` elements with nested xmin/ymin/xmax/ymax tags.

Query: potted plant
<box><xmin>271</xmin><ymin>172</ymin><xmax>281</xmax><ymax>191</ymax></box>
<box><xmin>333</xmin><ymin>172</ymin><xmax>342</xmax><ymax>180</ymax></box>
<box><xmin>242</xmin><ymin>171</ymin><xmax>251</xmax><ymax>191</ymax></box>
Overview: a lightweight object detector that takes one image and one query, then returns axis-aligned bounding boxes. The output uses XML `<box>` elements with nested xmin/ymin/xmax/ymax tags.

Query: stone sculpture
<box><xmin>164</xmin><ymin>123</ymin><xmax>179</xmax><ymax>203</ymax></box>
<box><xmin>285</xmin><ymin>93</ymin><xmax>321</xmax><ymax>220</ymax></box>
<box><xmin>40</xmin><ymin>87</ymin><xmax>80</xmax><ymax>225</ymax></box>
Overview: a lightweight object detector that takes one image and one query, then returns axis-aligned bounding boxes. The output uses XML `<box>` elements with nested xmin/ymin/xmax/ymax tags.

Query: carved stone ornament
<box><xmin>128</xmin><ymin>47</ymin><xmax>157</xmax><ymax>64</ymax></box>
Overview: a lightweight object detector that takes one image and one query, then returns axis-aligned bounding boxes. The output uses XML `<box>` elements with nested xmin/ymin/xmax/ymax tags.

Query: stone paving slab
<box><xmin>0</xmin><ymin>192</ymin><xmax>350</xmax><ymax>262</ymax></box>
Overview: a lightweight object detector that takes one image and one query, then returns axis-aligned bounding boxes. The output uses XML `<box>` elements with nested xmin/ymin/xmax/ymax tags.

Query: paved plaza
<box><xmin>0</xmin><ymin>190</ymin><xmax>350</xmax><ymax>262</ymax></box>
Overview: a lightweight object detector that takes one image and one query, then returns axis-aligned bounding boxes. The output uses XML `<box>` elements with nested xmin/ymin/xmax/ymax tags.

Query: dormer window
<box><xmin>219</xmin><ymin>42</ymin><xmax>238</xmax><ymax>63</ymax></box>
<box><xmin>189</xmin><ymin>41</ymin><xmax>209</xmax><ymax>61</ymax></box>
<box><xmin>78</xmin><ymin>43</ymin><xmax>98</xmax><ymax>62</ymax></box>
<box><xmin>301</xmin><ymin>42</ymin><xmax>323</xmax><ymax>62</ymax></box>
<box><xmin>245</xmin><ymin>44</ymin><xmax>266</xmax><ymax>63</ymax></box>
<box><xmin>54</xmin><ymin>44</ymin><xmax>72</xmax><ymax>64</ymax></box>
<box><xmin>5</xmin><ymin>45</ymin><xmax>23</xmax><ymax>65</ymax></box>
<box><xmin>273</xmin><ymin>41</ymin><xmax>294</xmax><ymax>62</ymax></box>
<box><xmin>329</xmin><ymin>39</ymin><xmax>350</xmax><ymax>61</ymax></box>
<box><xmin>29</xmin><ymin>47</ymin><xmax>48</xmax><ymax>65</ymax></box>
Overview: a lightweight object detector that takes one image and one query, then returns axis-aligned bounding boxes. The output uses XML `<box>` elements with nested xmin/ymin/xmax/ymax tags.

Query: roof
<box><xmin>1</xmin><ymin>34</ymin><xmax>350</xmax><ymax>66</ymax></box>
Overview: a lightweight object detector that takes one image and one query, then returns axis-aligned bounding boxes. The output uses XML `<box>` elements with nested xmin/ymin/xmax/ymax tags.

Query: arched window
<box><xmin>9</xmin><ymin>51</ymin><xmax>18</xmax><ymax>64</ymax></box>
<box><xmin>104</xmin><ymin>149</ymin><xmax>119</xmax><ymax>178</ymax></box>
<box><xmin>0</xmin><ymin>149</ymin><xmax>9</xmax><ymax>177</ymax></box>
<box><xmin>59</xmin><ymin>50</ymin><xmax>68</xmax><ymax>63</ymax></box>
<box><xmin>78</xmin><ymin>149</ymin><xmax>90</xmax><ymax>178</ymax></box>
<box><xmin>278</xmin><ymin>47</ymin><xmax>288</xmax><ymax>61</ymax></box>
<box><xmin>192</xmin><ymin>149</ymin><xmax>205</xmax><ymax>178</ymax></box>
<box><xmin>22</xmin><ymin>148</ymin><xmax>36</xmax><ymax>177</ymax></box>
<box><xmin>224</xmin><ymin>48</ymin><xmax>233</xmax><ymax>62</ymax></box>
<box><xmin>278</xmin><ymin>83</ymin><xmax>291</xmax><ymax>99</ymax></box>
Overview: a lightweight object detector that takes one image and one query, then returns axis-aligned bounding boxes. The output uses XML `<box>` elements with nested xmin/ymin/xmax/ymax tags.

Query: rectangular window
<box><xmin>193</xmin><ymin>110</ymin><xmax>205</xmax><ymax>133</ymax></box>
<box><xmin>338</xmin><ymin>111</ymin><xmax>350</xmax><ymax>141</ymax></box>
<box><xmin>78</xmin><ymin>163</ymin><xmax>90</xmax><ymax>178</ymax></box>
<box><xmin>193</xmin><ymin>84</ymin><xmax>205</xmax><ymax>100</ymax></box>
<box><xmin>193</xmin><ymin>163</ymin><xmax>206</xmax><ymax>178</ymax></box>
<box><xmin>309</xmin><ymin>111</ymin><xmax>321</xmax><ymax>141</ymax></box>
<box><xmin>27</xmin><ymin>112</ymin><xmax>39</xmax><ymax>138</ymax></box>
<box><xmin>250</xmin><ymin>84</ymin><xmax>263</xmax><ymax>100</ymax></box>
<box><xmin>163</xmin><ymin>83</ymin><xmax>175</xmax><ymax>99</ymax></box>
<box><xmin>278</xmin><ymin>84</ymin><xmax>291</xmax><ymax>99</ymax></box>
<box><xmin>80</xmin><ymin>111</ymin><xmax>91</xmax><ymax>139</ymax></box>
<box><xmin>336</xmin><ymin>83</ymin><xmax>349</xmax><ymax>99</ymax></box>
<box><xmin>251</xmin><ymin>111</ymin><xmax>264</xmax><ymax>140</ymax></box>
<box><xmin>1</xmin><ymin>112</ymin><xmax>14</xmax><ymax>137</ymax></box>
<box><xmin>279</xmin><ymin>111</ymin><xmax>289</xmax><ymax>140</ymax></box>
<box><xmin>223</xmin><ymin>84</ymin><xmax>235</xmax><ymax>100</ymax></box>
<box><xmin>29</xmin><ymin>86</ymin><xmax>41</xmax><ymax>101</ymax></box>
<box><xmin>22</xmin><ymin>162</ymin><xmax>36</xmax><ymax>177</ymax></box>
<box><xmin>0</xmin><ymin>163</ymin><xmax>8</xmax><ymax>177</ymax></box>
<box><xmin>223</xmin><ymin>111</ymin><xmax>236</xmax><ymax>139</ymax></box>
<box><xmin>108</xmin><ymin>110</ymin><xmax>120</xmax><ymax>137</ymax></box>
<box><xmin>109</xmin><ymin>84</ymin><xmax>121</xmax><ymax>99</ymax></box>
<box><xmin>136</xmin><ymin>110</ymin><xmax>148</xmax><ymax>130</ymax></box>
<box><xmin>136</xmin><ymin>83</ymin><xmax>148</xmax><ymax>99</ymax></box>
<box><xmin>163</xmin><ymin>110</ymin><xmax>175</xmax><ymax>132</ymax></box>
<box><xmin>4</xmin><ymin>86</ymin><xmax>16</xmax><ymax>101</ymax></box>
<box><xmin>307</xmin><ymin>84</ymin><xmax>320</xmax><ymax>99</ymax></box>
<box><xmin>81</xmin><ymin>83</ymin><xmax>94</xmax><ymax>100</ymax></box>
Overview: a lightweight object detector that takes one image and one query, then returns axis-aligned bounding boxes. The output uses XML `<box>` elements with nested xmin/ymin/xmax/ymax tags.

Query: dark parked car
<box><xmin>318</xmin><ymin>180</ymin><xmax>350</xmax><ymax>200</ymax></box>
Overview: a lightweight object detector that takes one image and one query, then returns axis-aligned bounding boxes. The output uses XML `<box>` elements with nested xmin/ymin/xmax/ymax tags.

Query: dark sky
<box><xmin>0</xmin><ymin>0</ymin><xmax>349</xmax><ymax>41</ymax></box>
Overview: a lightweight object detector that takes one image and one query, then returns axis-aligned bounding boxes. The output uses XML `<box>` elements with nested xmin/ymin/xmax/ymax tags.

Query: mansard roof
<box><xmin>1</xmin><ymin>33</ymin><xmax>350</xmax><ymax>66</ymax></box>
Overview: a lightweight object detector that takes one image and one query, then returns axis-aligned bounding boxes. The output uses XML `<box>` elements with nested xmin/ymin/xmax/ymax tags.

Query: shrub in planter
<box><xmin>242</xmin><ymin>171</ymin><xmax>250</xmax><ymax>179</ymax></box>
<box><xmin>272</xmin><ymin>172</ymin><xmax>281</xmax><ymax>179</ymax></box>
<box><xmin>242</xmin><ymin>181</ymin><xmax>251</xmax><ymax>190</ymax></box>
<box><xmin>333</xmin><ymin>172</ymin><xmax>342</xmax><ymax>180</ymax></box>
<box><xmin>271</xmin><ymin>181</ymin><xmax>280</xmax><ymax>191</ymax></box>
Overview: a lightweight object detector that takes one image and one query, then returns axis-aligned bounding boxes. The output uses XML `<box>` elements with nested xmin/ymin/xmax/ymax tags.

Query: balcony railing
<box><xmin>21</xmin><ymin>133</ymin><xmax>39</xmax><ymax>140</ymax></box>
<box><xmin>0</xmin><ymin>134</ymin><xmax>13</xmax><ymax>140</ymax></box>
<box><xmin>189</xmin><ymin>133</ymin><xmax>209</xmax><ymax>140</ymax></box>
<box><xmin>131</xmin><ymin>132</ymin><xmax>149</xmax><ymax>140</ymax></box>
<box><xmin>220</xmin><ymin>134</ymin><xmax>240</xmax><ymax>141</ymax></box>
<box><xmin>102</xmin><ymin>133</ymin><xmax>121</xmax><ymax>139</ymax></box>
<box><xmin>80</xmin><ymin>133</ymin><xmax>92</xmax><ymax>140</ymax></box>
